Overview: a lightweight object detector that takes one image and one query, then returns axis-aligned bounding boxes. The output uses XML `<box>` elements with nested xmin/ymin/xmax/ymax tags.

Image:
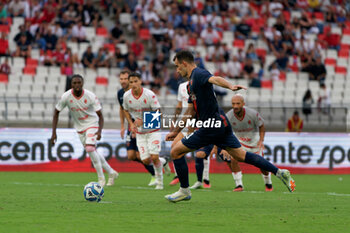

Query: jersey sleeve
<box><xmin>117</xmin><ymin>89</ymin><xmax>123</xmax><ymax>107</ymax></box>
<box><xmin>194</xmin><ymin>69</ymin><xmax>213</xmax><ymax>86</ymax></box>
<box><xmin>177</xmin><ymin>84</ymin><xmax>183</xmax><ymax>102</ymax></box>
<box><xmin>255</xmin><ymin>111</ymin><xmax>264</xmax><ymax>127</ymax></box>
<box><xmin>55</xmin><ymin>94</ymin><xmax>67</xmax><ymax>111</ymax></box>
<box><xmin>92</xmin><ymin>95</ymin><xmax>102</xmax><ymax>112</ymax></box>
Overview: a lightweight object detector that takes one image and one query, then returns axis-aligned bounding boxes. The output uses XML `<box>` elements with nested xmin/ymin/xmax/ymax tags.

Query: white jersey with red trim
<box><xmin>177</xmin><ymin>81</ymin><xmax>189</xmax><ymax>108</ymax></box>
<box><xmin>123</xmin><ymin>87</ymin><xmax>161</xmax><ymax>133</ymax></box>
<box><xmin>56</xmin><ymin>89</ymin><xmax>102</xmax><ymax>132</ymax></box>
<box><xmin>226</xmin><ymin>107</ymin><xmax>264</xmax><ymax>150</ymax></box>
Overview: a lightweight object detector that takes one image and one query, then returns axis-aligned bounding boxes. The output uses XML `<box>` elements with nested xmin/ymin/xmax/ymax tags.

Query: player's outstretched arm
<box><xmin>96</xmin><ymin>110</ymin><xmax>104</xmax><ymax>140</ymax></box>
<box><xmin>208</xmin><ymin>76</ymin><xmax>247</xmax><ymax>91</ymax></box>
<box><xmin>50</xmin><ymin>109</ymin><xmax>60</xmax><ymax>145</ymax></box>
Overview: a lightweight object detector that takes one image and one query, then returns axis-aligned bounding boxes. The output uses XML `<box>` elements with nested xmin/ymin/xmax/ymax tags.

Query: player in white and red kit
<box><xmin>51</xmin><ymin>74</ymin><xmax>118</xmax><ymax>187</ymax></box>
<box><xmin>224</xmin><ymin>94</ymin><xmax>273</xmax><ymax>191</ymax></box>
<box><xmin>122</xmin><ymin>72</ymin><xmax>167</xmax><ymax>190</ymax></box>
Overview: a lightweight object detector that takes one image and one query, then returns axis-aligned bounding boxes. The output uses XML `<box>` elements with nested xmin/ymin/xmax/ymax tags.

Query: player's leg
<box><xmin>79</xmin><ymin>132</ymin><xmax>105</xmax><ymax>186</ymax></box>
<box><xmin>203</xmin><ymin>156</ymin><xmax>210</xmax><ymax>188</ymax></box>
<box><xmin>257</xmin><ymin>150</ymin><xmax>273</xmax><ymax>191</ymax></box>
<box><xmin>225</xmin><ymin>147</ymin><xmax>295</xmax><ymax>192</ymax></box>
<box><xmin>148</xmin><ymin>132</ymin><xmax>163</xmax><ymax>190</ymax></box>
<box><xmin>230</xmin><ymin>158</ymin><xmax>244</xmax><ymax>192</ymax></box>
<box><xmin>169</xmin><ymin>131</ymin><xmax>185</xmax><ymax>186</ymax></box>
<box><xmin>191</xmin><ymin>150</ymin><xmax>206</xmax><ymax>189</ymax></box>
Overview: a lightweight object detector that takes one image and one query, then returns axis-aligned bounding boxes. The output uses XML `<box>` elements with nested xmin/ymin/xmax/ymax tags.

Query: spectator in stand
<box><xmin>243</xmin><ymin>58</ymin><xmax>260</xmax><ymax>87</ymax></box>
<box><xmin>124</xmin><ymin>52</ymin><xmax>138</xmax><ymax>72</ymax></box>
<box><xmin>325</xmin><ymin>6</ymin><xmax>337</xmax><ymax>23</ymax></box>
<box><xmin>140</xmin><ymin>63</ymin><xmax>154</xmax><ymax>86</ymax></box>
<box><xmin>207</xmin><ymin>42</ymin><xmax>225</xmax><ymax>63</ymax></box>
<box><xmin>173</xmin><ymin>28</ymin><xmax>188</xmax><ymax>51</ymax></box>
<box><xmin>44</xmin><ymin>28</ymin><xmax>58</xmax><ymax>51</ymax></box>
<box><xmin>269</xmin><ymin>62</ymin><xmax>280</xmax><ymax>81</ymax></box>
<box><xmin>64</xmin><ymin>47</ymin><xmax>82</xmax><ymax>69</ymax></box>
<box><xmin>177</xmin><ymin>13</ymin><xmax>193</xmax><ymax>32</ymax></box>
<box><xmin>130</xmin><ymin>37</ymin><xmax>145</xmax><ymax>60</ymax></box>
<box><xmin>0</xmin><ymin>57</ymin><xmax>10</xmax><ymax>75</ymax></box>
<box><xmin>8</xmin><ymin>0</ymin><xmax>25</xmax><ymax>17</ymax></box>
<box><xmin>0</xmin><ymin>32</ymin><xmax>9</xmax><ymax>56</ymax></box>
<box><xmin>150</xmin><ymin>21</ymin><xmax>167</xmax><ymax>52</ymax></box>
<box><xmin>81</xmin><ymin>45</ymin><xmax>95</xmax><ymax>69</ymax></box>
<box><xmin>268</xmin><ymin>0</ymin><xmax>284</xmax><ymax>18</ymax></box>
<box><xmin>194</xmin><ymin>51</ymin><xmax>205</xmax><ymax>69</ymax></box>
<box><xmin>0</xmin><ymin>2</ymin><xmax>8</xmax><ymax>24</ymax></box>
<box><xmin>110</xmin><ymin>20</ymin><xmax>124</xmax><ymax>44</ymax></box>
<box><xmin>114</xmin><ymin>46</ymin><xmax>126</xmax><ymax>68</ymax></box>
<box><xmin>304</xmin><ymin>57</ymin><xmax>327</xmax><ymax>82</ymax></box>
<box><xmin>93</xmin><ymin>48</ymin><xmax>110</xmax><ymax>68</ymax></box>
<box><xmin>51</xmin><ymin>22</ymin><xmax>63</xmax><ymax>38</ymax></box>
<box><xmin>302</xmin><ymin>89</ymin><xmax>314</xmax><ymax>120</ymax></box>
<box><xmin>286</xmin><ymin>111</ymin><xmax>303</xmax><ymax>132</ymax></box>
<box><xmin>324</xmin><ymin>31</ymin><xmax>340</xmax><ymax>50</ymax></box>
<box><xmin>53</xmin><ymin>43</ymin><xmax>65</xmax><ymax>67</ymax></box>
<box><xmin>14</xmin><ymin>24</ymin><xmax>33</xmax><ymax>44</ymax></box>
<box><xmin>39</xmin><ymin>50</ymin><xmax>55</xmax><ymax>66</ymax></box>
<box><xmin>200</xmin><ymin>24</ymin><xmax>220</xmax><ymax>46</ymax></box>
<box><xmin>15</xmin><ymin>34</ymin><xmax>31</xmax><ymax>58</ymax></box>
<box><xmin>166</xmin><ymin>71</ymin><xmax>184</xmax><ymax>94</ymax></box>
<box><xmin>226</xmin><ymin>55</ymin><xmax>242</xmax><ymax>79</ymax></box>
<box><xmin>160</xmin><ymin>33</ymin><xmax>173</xmax><ymax>60</ymax></box>
<box><xmin>143</xmin><ymin>2</ymin><xmax>160</xmax><ymax>27</ymax></box>
<box><xmin>59</xmin><ymin>12</ymin><xmax>74</xmax><ymax>33</ymax></box>
<box><xmin>274</xmin><ymin>51</ymin><xmax>289</xmax><ymax>71</ymax></box>
<box><xmin>318</xmin><ymin>83</ymin><xmax>331</xmax><ymax>115</ymax></box>
<box><xmin>71</xmin><ymin>21</ymin><xmax>88</xmax><ymax>43</ymax></box>
<box><xmin>150</xmin><ymin>52</ymin><xmax>167</xmax><ymax>80</ymax></box>
<box><xmin>39</xmin><ymin>5</ymin><xmax>56</xmax><ymax>24</ymax></box>
<box><xmin>245</xmin><ymin>43</ymin><xmax>259</xmax><ymax>62</ymax></box>
<box><xmin>132</xmin><ymin>9</ymin><xmax>145</xmax><ymax>36</ymax></box>
<box><xmin>235</xmin><ymin>17</ymin><xmax>251</xmax><ymax>40</ymax></box>
<box><xmin>232</xmin><ymin>0</ymin><xmax>255</xmax><ymax>17</ymax></box>
<box><xmin>167</xmin><ymin>3</ymin><xmax>182</xmax><ymax>29</ymax></box>
<box><xmin>83</xmin><ymin>0</ymin><xmax>102</xmax><ymax>27</ymax></box>
<box><xmin>66</xmin><ymin>4</ymin><xmax>78</xmax><ymax>23</ymax></box>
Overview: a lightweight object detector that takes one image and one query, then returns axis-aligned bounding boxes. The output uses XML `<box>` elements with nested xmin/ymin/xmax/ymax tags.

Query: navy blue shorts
<box><xmin>181</xmin><ymin>117</ymin><xmax>241</xmax><ymax>151</ymax></box>
<box><xmin>195</xmin><ymin>145</ymin><xmax>214</xmax><ymax>159</ymax></box>
<box><xmin>126</xmin><ymin>130</ymin><xmax>138</xmax><ymax>151</ymax></box>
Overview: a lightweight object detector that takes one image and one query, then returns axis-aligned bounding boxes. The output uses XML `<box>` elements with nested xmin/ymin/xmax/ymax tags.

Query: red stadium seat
<box><xmin>197</xmin><ymin>1</ymin><xmax>204</xmax><ymax>11</ymax></box>
<box><xmin>103</xmin><ymin>43</ymin><xmax>115</xmax><ymax>53</ymax></box>
<box><xmin>26</xmin><ymin>58</ymin><xmax>38</xmax><ymax>68</ymax></box>
<box><xmin>233</xmin><ymin>40</ymin><xmax>244</xmax><ymax>48</ymax></box>
<box><xmin>96</xmin><ymin>27</ymin><xmax>108</xmax><ymax>37</ymax></box>
<box><xmin>313</xmin><ymin>12</ymin><xmax>324</xmax><ymax>21</ymax></box>
<box><xmin>335</xmin><ymin>66</ymin><xmax>347</xmax><ymax>74</ymax></box>
<box><xmin>279</xmin><ymin>72</ymin><xmax>286</xmax><ymax>81</ymax></box>
<box><xmin>0</xmin><ymin>39</ymin><xmax>8</xmax><ymax>54</ymax></box>
<box><xmin>256</xmin><ymin>48</ymin><xmax>267</xmax><ymax>59</ymax></box>
<box><xmin>139</xmin><ymin>28</ymin><xmax>150</xmax><ymax>40</ymax></box>
<box><xmin>288</xmin><ymin>65</ymin><xmax>299</xmax><ymax>73</ymax></box>
<box><xmin>96</xmin><ymin>76</ymin><xmax>108</xmax><ymax>86</ymax></box>
<box><xmin>187</xmin><ymin>37</ymin><xmax>197</xmax><ymax>46</ymax></box>
<box><xmin>23</xmin><ymin>67</ymin><xmax>36</xmax><ymax>75</ymax></box>
<box><xmin>0</xmin><ymin>73</ymin><xmax>8</xmax><ymax>83</ymax></box>
<box><xmin>261</xmin><ymin>80</ymin><xmax>273</xmax><ymax>89</ymax></box>
<box><xmin>338</xmin><ymin>49</ymin><xmax>349</xmax><ymax>58</ymax></box>
<box><xmin>282</xmin><ymin>11</ymin><xmax>291</xmax><ymax>22</ymax></box>
<box><xmin>340</xmin><ymin>44</ymin><xmax>350</xmax><ymax>50</ymax></box>
<box><xmin>342</xmin><ymin>28</ymin><xmax>350</xmax><ymax>35</ymax></box>
<box><xmin>324</xmin><ymin>58</ymin><xmax>336</xmax><ymax>66</ymax></box>
<box><xmin>0</xmin><ymin>25</ymin><xmax>10</xmax><ymax>33</ymax></box>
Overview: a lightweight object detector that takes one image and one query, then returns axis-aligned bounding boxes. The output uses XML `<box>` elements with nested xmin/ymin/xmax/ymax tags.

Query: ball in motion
<box><xmin>83</xmin><ymin>182</ymin><xmax>104</xmax><ymax>202</ymax></box>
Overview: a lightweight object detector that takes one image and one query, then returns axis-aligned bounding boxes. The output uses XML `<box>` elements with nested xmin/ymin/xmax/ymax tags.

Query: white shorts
<box><xmin>136</xmin><ymin>132</ymin><xmax>162</xmax><ymax>160</ymax></box>
<box><xmin>78</xmin><ymin>127</ymin><xmax>98</xmax><ymax>146</ymax></box>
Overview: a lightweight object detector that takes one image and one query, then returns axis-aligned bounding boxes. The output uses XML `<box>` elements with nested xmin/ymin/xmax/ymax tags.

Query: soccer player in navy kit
<box><xmin>165</xmin><ymin>50</ymin><xmax>295</xmax><ymax>202</ymax></box>
<box><xmin>117</xmin><ymin>70</ymin><xmax>157</xmax><ymax>186</ymax></box>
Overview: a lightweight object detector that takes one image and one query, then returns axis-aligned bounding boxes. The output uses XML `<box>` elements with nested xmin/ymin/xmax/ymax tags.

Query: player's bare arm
<box><xmin>171</xmin><ymin>101</ymin><xmax>183</xmax><ymax>131</ymax></box>
<box><xmin>208</xmin><ymin>76</ymin><xmax>247</xmax><ymax>91</ymax></box>
<box><xmin>119</xmin><ymin>105</ymin><xmax>126</xmax><ymax>139</ymax></box>
<box><xmin>258</xmin><ymin>124</ymin><xmax>266</xmax><ymax>152</ymax></box>
<box><xmin>50</xmin><ymin>109</ymin><xmax>60</xmax><ymax>145</ymax></box>
<box><xmin>95</xmin><ymin>110</ymin><xmax>104</xmax><ymax>140</ymax></box>
<box><xmin>124</xmin><ymin>109</ymin><xmax>137</xmax><ymax>133</ymax></box>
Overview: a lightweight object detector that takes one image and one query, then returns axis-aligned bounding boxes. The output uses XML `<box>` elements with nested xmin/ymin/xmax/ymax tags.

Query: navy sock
<box><xmin>245</xmin><ymin>152</ymin><xmax>278</xmax><ymax>175</ymax></box>
<box><xmin>195</xmin><ymin>157</ymin><xmax>204</xmax><ymax>182</ymax></box>
<box><xmin>135</xmin><ymin>158</ymin><xmax>155</xmax><ymax>176</ymax></box>
<box><xmin>173</xmin><ymin>156</ymin><xmax>189</xmax><ymax>188</ymax></box>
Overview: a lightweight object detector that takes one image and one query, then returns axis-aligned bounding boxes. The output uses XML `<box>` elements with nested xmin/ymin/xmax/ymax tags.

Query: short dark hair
<box><xmin>173</xmin><ymin>50</ymin><xmax>194</xmax><ymax>63</ymax></box>
<box><xmin>120</xmin><ymin>70</ymin><xmax>130</xmax><ymax>76</ymax></box>
<box><xmin>128</xmin><ymin>72</ymin><xmax>141</xmax><ymax>80</ymax></box>
<box><xmin>71</xmin><ymin>74</ymin><xmax>84</xmax><ymax>81</ymax></box>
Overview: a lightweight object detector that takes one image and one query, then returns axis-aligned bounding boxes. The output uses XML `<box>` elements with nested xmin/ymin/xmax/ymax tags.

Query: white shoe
<box><xmin>106</xmin><ymin>171</ymin><xmax>119</xmax><ymax>186</ymax></box>
<box><xmin>148</xmin><ymin>176</ymin><xmax>157</xmax><ymax>186</ymax></box>
<box><xmin>277</xmin><ymin>169</ymin><xmax>295</xmax><ymax>192</ymax></box>
<box><xmin>155</xmin><ymin>183</ymin><xmax>164</xmax><ymax>190</ymax></box>
<box><xmin>98</xmin><ymin>177</ymin><xmax>106</xmax><ymax>187</ymax></box>
<box><xmin>165</xmin><ymin>188</ymin><xmax>191</xmax><ymax>202</ymax></box>
<box><xmin>163</xmin><ymin>162</ymin><xmax>171</xmax><ymax>176</ymax></box>
<box><xmin>190</xmin><ymin>181</ymin><xmax>203</xmax><ymax>189</ymax></box>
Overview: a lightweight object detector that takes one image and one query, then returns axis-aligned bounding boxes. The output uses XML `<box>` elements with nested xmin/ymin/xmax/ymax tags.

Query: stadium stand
<box><xmin>0</xmin><ymin>0</ymin><xmax>349</xmax><ymax>131</ymax></box>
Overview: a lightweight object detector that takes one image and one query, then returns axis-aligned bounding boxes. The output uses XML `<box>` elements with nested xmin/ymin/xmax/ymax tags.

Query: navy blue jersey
<box><xmin>117</xmin><ymin>88</ymin><xmax>125</xmax><ymax>107</ymax></box>
<box><xmin>187</xmin><ymin>67</ymin><xmax>221</xmax><ymax>121</ymax></box>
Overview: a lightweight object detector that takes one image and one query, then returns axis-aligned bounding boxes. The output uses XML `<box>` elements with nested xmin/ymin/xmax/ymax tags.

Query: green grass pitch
<box><xmin>1</xmin><ymin>172</ymin><xmax>349</xmax><ymax>233</ymax></box>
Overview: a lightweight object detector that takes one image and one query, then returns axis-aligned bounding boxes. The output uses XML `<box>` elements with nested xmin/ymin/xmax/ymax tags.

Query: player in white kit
<box><xmin>122</xmin><ymin>72</ymin><xmax>167</xmax><ymax>190</ymax></box>
<box><xmin>51</xmin><ymin>74</ymin><xmax>119</xmax><ymax>187</ymax></box>
<box><xmin>224</xmin><ymin>94</ymin><xmax>273</xmax><ymax>192</ymax></box>
<box><xmin>169</xmin><ymin>81</ymin><xmax>212</xmax><ymax>189</ymax></box>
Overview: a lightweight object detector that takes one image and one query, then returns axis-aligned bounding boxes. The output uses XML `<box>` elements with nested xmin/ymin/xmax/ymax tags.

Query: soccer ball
<box><xmin>83</xmin><ymin>182</ymin><xmax>104</xmax><ymax>202</ymax></box>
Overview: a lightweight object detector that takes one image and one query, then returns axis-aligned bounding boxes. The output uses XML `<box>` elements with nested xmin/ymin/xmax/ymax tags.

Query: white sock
<box><xmin>203</xmin><ymin>158</ymin><xmax>210</xmax><ymax>181</ymax></box>
<box><xmin>262</xmin><ymin>172</ymin><xmax>272</xmax><ymax>185</ymax></box>
<box><xmin>232</xmin><ymin>171</ymin><xmax>243</xmax><ymax>187</ymax></box>
<box><xmin>153</xmin><ymin>160</ymin><xmax>163</xmax><ymax>185</ymax></box>
<box><xmin>96</xmin><ymin>150</ymin><xmax>115</xmax><ymax>174</ymax></box>
<box><xmin>159</xmin><ymin>157</ymin><xmax>166</xmax><ymax>166</ymax></box>
<box><xmin>88</xmin><ymin>151</ymin><xmax>104</xmax><ymax>179</ymax></box>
